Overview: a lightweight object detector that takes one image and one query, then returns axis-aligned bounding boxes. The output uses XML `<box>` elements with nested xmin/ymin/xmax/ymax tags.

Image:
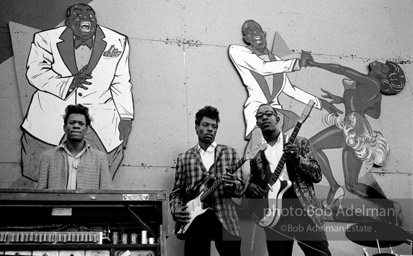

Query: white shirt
<box><xmin>198</xmin><ymin>141</ymin><xmax>217</xmax><ymax>172</ymax></box>
<box><xmin>75</xmin><ymin>36</ymin><xmax>93</xmax><ymax>70</ymax></box>
<box><xmin>264</xmin><ymin>133</ymin><xmax>290</xmax><ymax>181</ymax></box>
<box><xmin>75</xmin><ymin>45</ymin><xmax>92</xmax><ymax>71</ymax></box>
<box><xmin>63</xmin><ymin>143</ymin><xmax>87</xmax><ymax>189</ymax></box>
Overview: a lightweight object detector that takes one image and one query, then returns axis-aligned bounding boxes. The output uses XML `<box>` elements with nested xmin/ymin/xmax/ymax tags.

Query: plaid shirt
<box><xmin>170</xmin><ymin>144</ymin><xmax>244</xmax><ymax>236</ymax></box>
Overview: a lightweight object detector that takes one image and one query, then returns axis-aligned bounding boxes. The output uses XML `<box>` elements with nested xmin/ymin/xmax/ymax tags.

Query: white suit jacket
<box><xmin>229</xmin><ymin>45</ymin><xmax>321</xmax><ymax>137</ymax></box>
<box><xmin>23</xmin><ymin>25</ymin><xmax>133</xmax><ymax>152</ymax></box>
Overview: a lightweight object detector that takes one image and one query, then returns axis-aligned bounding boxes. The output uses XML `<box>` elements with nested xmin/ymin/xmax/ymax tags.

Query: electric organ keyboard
<box><xmin>0</xmin><ymin>189</ymin><xmax>167</xmax><ymax>256</ymax></box>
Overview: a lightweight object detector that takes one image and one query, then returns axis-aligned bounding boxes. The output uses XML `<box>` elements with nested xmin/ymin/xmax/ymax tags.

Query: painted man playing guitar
<box><xmin>169</xmin><ymin>106</ymin><xmax>244</xmax><ymax>256</ymax></box>
<box><xmin>245</xmin><ymin>103</ymin><xmax>332</xmax><ymax>256</ymax></box>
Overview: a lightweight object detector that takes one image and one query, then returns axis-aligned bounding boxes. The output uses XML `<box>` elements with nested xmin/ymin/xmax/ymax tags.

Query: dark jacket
<box><xmin>249</xmin><ymin>135</ymin><xmax>324</xmax><ymax>227</ymax></box>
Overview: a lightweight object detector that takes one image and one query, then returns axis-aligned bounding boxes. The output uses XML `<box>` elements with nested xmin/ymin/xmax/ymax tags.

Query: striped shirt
<box><xmin>36</xmin><ymin>143</ymin><xmax>112</xmax><ymax>190</ymax></box>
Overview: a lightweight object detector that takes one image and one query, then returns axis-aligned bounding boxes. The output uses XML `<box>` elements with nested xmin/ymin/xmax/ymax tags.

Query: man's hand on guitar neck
<box><xmin>284</xmin><ymin>143</ymin><xmax>300</xmax><ymax>165</ymax></box>
<box><xmin>172</xmin><ymin>205</ymin><xmax>191</xmax><ymax>223</ymax></box>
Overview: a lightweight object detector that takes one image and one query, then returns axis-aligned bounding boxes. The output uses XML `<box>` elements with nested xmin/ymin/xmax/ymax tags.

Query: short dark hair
<box><xmin>256</xmin><ymin>103</ymin><xmax>278</xmax><ymax>119</ymax></box>
<box><xmin>195</xmin><ymin>106</ymin><xmax>220</xmax><ymax>126</ymax></box>
<box><xmin>64</xmin><ymin>104</ymin><xmax>92</xmax><ymax>126</ymax></box>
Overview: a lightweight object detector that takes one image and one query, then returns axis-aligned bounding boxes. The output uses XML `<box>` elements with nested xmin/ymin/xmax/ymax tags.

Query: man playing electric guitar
<box><xmin>245</xmin><ymin>103</ymin><xmax>331</xmax><ymax>256</ymax></box>
<box><xmin>170</xmin><ymin>106</ymin><xmax>244</xmax><ymax>256</ymax></box>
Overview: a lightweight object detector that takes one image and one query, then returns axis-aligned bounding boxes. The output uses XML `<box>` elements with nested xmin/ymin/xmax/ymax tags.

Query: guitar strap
<box><xmin>209</xmin><ymin>145</ymin><xmax>219</xmax><ymax>177</ymax></box>
<box><xmin>283</xmin><ymin>133</ymin><xmax>298</xmax><ymax>183</ymax></box>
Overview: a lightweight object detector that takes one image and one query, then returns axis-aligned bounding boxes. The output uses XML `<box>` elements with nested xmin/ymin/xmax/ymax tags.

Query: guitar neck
<box><xmin>267</xmin><ymin>122</ymin><xmax>302</xmax><ymax>189</ymax></box>
<box><xmin>199</xmin><ymin>156</ymin><xmax>246</xmax><ymax>202</ymax></box>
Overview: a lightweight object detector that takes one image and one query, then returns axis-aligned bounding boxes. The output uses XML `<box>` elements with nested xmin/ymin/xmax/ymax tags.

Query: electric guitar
<box><xmin>247</xmin><ymin>100</ymin><xmax>315</xmax><ymax>228</ymax></box>
<box><xmin>174</xmin><ymin>142</ymin><xmax>267</xmax><ymax>240</ymax></box>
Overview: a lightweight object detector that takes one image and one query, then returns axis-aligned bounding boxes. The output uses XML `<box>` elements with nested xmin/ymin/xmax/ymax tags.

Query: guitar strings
<box><xmin>249</xmin><ymin>130</ymin><xmax>330</xmax><ymax>255</ymax></box>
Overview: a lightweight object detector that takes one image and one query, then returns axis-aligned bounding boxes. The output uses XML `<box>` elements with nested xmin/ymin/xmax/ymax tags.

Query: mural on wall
<box><xmin>229</xmin><ymin>20</ymin><xmax>406</xmax><ymax>225</ymax></box>
<box><xmin>228</xmin><ymin>20</ymin><xmax>341</xmax><ymax>157</ymax></box>
<box><xmin>14</xmin><ymin>3</ymin><xmax>134</xmax><ymax>188</ymax></box>
<box><xmin>305</xmin><ymin>53</ymin><xmax>405</xmax><ymax>224</ymax></box>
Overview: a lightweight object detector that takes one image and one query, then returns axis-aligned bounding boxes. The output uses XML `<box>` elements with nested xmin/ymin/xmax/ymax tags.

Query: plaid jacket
<box><xmin>36</xmin><ymin>144</ymin><xmax>112</xmax><ymax>190</ymax></box>
<box><xmin>249</xmin><ymin>136</ymin><xmax>324</xmax><ymax>227</ymax></box>
<box><xmin>169</xmin><ymin>144</ymin><xmax>244</xmax><ymax>236</ymax></box>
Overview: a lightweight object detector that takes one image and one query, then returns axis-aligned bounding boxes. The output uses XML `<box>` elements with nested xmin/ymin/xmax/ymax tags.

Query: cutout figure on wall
<box><xmin>18</xmin><ymin>3</ymin><xmax>134</xmax><ymax>187</ymax></box>
<box><xmin>229</xmin><ymin>20</ymin><xmax>407</xmax><ymax>225</ymax></box>
<box><xmin>303</xmin><ymin>51</ymin><xmax>405</xmax><ymax>223</ymax></box>
<box><xmin>228</xmin><ymin>20</ymin><xmax>341</xmax><ymax>181</ymax></box>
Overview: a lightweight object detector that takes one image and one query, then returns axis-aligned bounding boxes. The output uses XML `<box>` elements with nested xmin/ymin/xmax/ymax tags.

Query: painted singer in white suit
<box><xmin>20</xmin><ymin>3</ymin><xmax>133</xmax><ymax>185</ymax></box>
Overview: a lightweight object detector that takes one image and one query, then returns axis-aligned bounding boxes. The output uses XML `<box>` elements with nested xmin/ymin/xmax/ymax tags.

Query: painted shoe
<box><xmin>322</xmin><ymin>186</ymin><xmax>345</xmax><ymax>210</ymax></box>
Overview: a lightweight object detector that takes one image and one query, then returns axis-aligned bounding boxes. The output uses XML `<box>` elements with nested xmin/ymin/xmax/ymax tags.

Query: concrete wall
<box><xmin>0</xmin><ymin>0</ymin><xmax>412</xmax><ymax>255</ymax></box>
